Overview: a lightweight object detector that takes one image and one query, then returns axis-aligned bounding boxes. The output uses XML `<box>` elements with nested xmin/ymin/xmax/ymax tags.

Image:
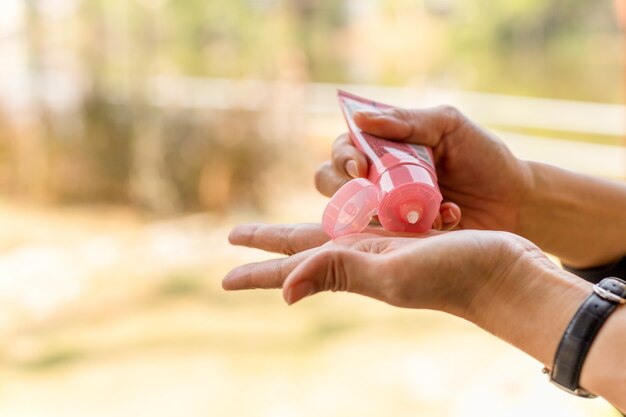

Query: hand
<box><xmin>223</xmin><ymin>223</ymin><xmax>531</xmax><ymax>317</ymax></box>
<box><xmin>224</xmin><ymin>223</ymin><xmax>626</xmax><ymax>411</ymax></box>
<box><xmin>315</xmin><ymin>106</ymin><xmax>534</xmax><ymax>233</ymax></box>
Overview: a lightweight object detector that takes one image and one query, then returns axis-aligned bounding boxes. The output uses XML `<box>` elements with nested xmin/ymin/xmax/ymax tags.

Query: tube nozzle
<box><xmin>406</xmin><ymin>210</ymin><xmax>420</xmax><ymax>224</ymax></box>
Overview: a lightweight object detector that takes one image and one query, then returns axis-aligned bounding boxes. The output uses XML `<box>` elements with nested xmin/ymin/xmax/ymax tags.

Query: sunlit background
<box><xmin>0</xmin><ymin>0</ymin><xmax>625</xmax><ymax>416</ymax></box>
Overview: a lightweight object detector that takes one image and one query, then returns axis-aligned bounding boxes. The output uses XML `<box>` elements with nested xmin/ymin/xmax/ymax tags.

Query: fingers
<box><xmin>315</xmin><ymin>161</ymin><xmax>349</xmax><ymax>197</ymax></box>
<box><xmin>431</xmin><ymin>202</ymin><xmax>462</xmax><ymax>231</ymax></box>
<box><xmin>224</xmin><ymin>246</ymin><xmax>384</xmax><ymax>304</ymax></box>
<box><xmin>223</xmin><ymin>248</ymin><xmax>316</xmax><ymax>291</ymax></box>
<box><xmin>432</xmin><ymin>213</ymin><xmax>443</xmax><ymax>231</ymax></box>
<box><xmin>315</xmin><ymin>133</ymin><xmax>369</xmax><ymax>198</ymax></box>
<box><xmin>353</xmin><ymin>110</ymin><xmax>412</xmax><ymax>140</ymax></box>
<box><xmin>331</xmin><ymin>134</ymin><xmax>368</xmax><ymax>179</ymax></box>
<box><xmin>229</xmin><ymin>223</ymin><xmax>330</xmax><ymax>255</ymax></box>
<box><xmin>353</xmin><ymin>105</ymin><xmax>465</xmax><ymax>147</ymax></box>
<box><xmin>282</xmin><ymin>249</ymin><xmax>384</xmax><ymax>305</ymax></box>
<box><xmin>440</xmin><ymin>202</ymin><xmax>462</xmax><ymax>231</ymax></box>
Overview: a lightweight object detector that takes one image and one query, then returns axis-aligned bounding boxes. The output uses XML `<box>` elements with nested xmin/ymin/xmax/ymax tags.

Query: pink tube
<box><xmin>322</xmin><ymin>90</ymin><xmax>442</xmax><ymax>238</ymax></box>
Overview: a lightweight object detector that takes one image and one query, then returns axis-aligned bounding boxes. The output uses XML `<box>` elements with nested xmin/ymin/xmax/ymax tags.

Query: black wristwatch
<box><xmin>544</xmin><ymin>277</ymin><xmax>626</xmax><ymax>397</ymax></box>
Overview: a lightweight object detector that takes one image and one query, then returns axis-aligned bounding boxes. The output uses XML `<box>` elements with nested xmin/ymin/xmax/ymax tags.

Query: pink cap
<box><xmin>377</xmin><ymin>182</ymin><xmax>442</xmax><ymax>233</ymax></box>
<box><xmin>377</xmin><ymin>165</ymin><xmax>443</xmax><ymax>233</ymax></box>
<box><xmin>322</xmin><ymin>178</ymin><xmax>380</xmax><ymax>239</ymax></box>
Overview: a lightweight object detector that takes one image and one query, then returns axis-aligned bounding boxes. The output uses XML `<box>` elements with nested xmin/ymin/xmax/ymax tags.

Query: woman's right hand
<box><xmin>315</xmin><ymin>105</ymin><xmax>534</xmax><ymax>234</ymax></box>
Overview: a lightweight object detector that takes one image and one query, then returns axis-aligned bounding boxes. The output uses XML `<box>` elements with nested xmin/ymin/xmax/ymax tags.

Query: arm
<box><xmin>469</xmin><ymin>240</ymin><xmax>626</xmax><ymax>409</ymax></box>
<box><xmin>224</xmin><ymin>223</ymin><xmax>626</xmax><ymax>411</ymax></box>
<box><xmin>520</xmin><ymin>162</ymin><xmax>626</xmax><ymax>268</ymax></box>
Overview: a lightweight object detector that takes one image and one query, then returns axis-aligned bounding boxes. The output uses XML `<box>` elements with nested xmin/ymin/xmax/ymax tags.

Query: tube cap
<box><xmin>322</xmin><ymin>178</ymin><xmax>380</xmax><ymax>239</ymax></box>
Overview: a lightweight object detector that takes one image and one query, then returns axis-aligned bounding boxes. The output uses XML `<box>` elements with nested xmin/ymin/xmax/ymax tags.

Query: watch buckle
<box><xmin>542</xmin><ymin>367</ymin><xmax>598</xmax><ymax>398</ymax></box>
<box><xmin>593</xmin><ymin>284</ymin><xmax>626</xmax><ymax>304</ymax></box>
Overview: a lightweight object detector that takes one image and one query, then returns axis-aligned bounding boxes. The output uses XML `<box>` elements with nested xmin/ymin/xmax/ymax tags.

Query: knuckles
<box><xmin>434</xmin><ymin>104</ymin><xmax>466</xmax><ymax>130</ymax></box>
<box><xmin>316</xmin><ymin>248</ymin><xmax>352</xmax><ymax>293</ymax></box>
<box><xmin>278</xmin><ymin>225</ymin><xmax>299</xmax><ymax>256</ymax></box>
<box><xmin>436</xmin><ymin>104</ymin><xmax>461</xmax><ymax>118</ymax></box>
<box><xmin>388</xmin><ymin>107</ymin><xmax>412</xmax><ymax>121</ymax></box>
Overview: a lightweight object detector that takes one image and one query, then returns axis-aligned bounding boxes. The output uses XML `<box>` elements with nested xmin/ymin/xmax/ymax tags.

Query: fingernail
<box><xmin>286</xmin><ymin>281</ymin><xmax>318</xmax><ymax>305</ymax></box>
<box><xmin>345</xmin><ymin>160</ymin><xmax>359</xmax><ymax>178</ymax></box>
<box><xmin>354</xmin><ymin>110</ymin><xmax>383</xmax><ymax>118</ymax></box>
<box><xmin>442</xmin><ymin>209</ymin><xmax>458</xmax><ymax>224</ymax></box>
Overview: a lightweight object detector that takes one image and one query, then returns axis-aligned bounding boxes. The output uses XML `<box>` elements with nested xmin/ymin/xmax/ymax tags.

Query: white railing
<box><xmin>2</xmin><ymin>75</ymin><xmax>625</xmax><ymax>177</ymax></box>
<box><xmin>149</xmin><ymin>77</ymin><xmax>626</xmax><ymax>178</ymax></box>
<box><xmin>148</xmin><ymin>76</ymin><xmax>626</xmax><ymax>134</ymax></box>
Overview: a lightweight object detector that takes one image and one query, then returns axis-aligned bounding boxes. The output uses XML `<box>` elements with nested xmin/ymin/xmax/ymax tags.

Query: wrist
<box><xmin>463</xmin><ymin>233</ymin><xmax>590</xmax><ymax>365</ymax></box>
<box><xmin>427</xmin><ymin>231</ymin><xmax>520</xmax><ymax>317</ymax></box>
<box><xmin>547</xmin><ymin>277</ymin><xmax>626</xmax><ymax>399</ymax></box>
<box><xmin>445</xmin><ymin>232</ymin><xmax>533</xmax><ymax>320</ymax></box>
<box><xmin>515</xmin><ymin>160</ymin><xmax>542</xmax><ymax>238</ymax></box>
<box><xmin>579</xmin><ymin>302</ymin><xmax>626</xmax><ymax>409</ymax></box>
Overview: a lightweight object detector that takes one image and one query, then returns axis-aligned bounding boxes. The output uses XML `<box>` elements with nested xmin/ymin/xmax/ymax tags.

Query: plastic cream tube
<box><xmin>322</xmin><ymin>90</ymin><xmax>442</xmax><ymax>239</ymax></box>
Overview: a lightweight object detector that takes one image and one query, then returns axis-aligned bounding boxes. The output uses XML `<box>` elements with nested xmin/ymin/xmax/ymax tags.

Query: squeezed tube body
<box><xmin>338</xmin><ymin>90</ymin><xmax>442</xmax><ymax>233</ymax></box>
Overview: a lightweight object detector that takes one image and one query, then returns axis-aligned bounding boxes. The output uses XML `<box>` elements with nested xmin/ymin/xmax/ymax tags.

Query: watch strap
<box><xmin>548</xmin><ymin>277</ymin><xmax>626</xmax><ymax>397</ymax></box>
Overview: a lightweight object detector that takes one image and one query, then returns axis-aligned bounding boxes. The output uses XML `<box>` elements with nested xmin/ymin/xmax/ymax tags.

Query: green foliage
<box><xmin>159</xmin><ymin>272</ymin><xmax>203</xmax><ymax>298</ymax></box>
<box><xmin>20</xmin><ymin>348</ymin><xmax>84</xmax><ymax>370</ymax></box>
<box><xmin>1</xmin><ymin>0</ymin><xmax>621</xmax><ymax>210</ymax></box>
<box><xmin>445</xmin><ymin>0</ymin><xmax>621</xmax><ymax>100</ymax></box>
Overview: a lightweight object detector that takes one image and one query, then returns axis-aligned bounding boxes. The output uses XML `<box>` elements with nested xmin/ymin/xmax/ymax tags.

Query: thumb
<box><xmin>282</xmin><ymin>249</ymin><xmax>381</xmax><ymax>305</ymax></box>
<box><xmin>354</xmin><ymin>105</ymin><xmax>464</xmax><ymax>147</ymax></box>
<box><xmin>353</xmin><ymin>109</ymin><xmax>413</xmax><ymax>141</ymax></box>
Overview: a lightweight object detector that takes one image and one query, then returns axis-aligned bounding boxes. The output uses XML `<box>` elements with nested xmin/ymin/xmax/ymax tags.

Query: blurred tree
<box><xmin>0</xmin><ymin>0</ymin><xmax>621</xmax><ymax>212</ymax></box>
<box><xmin>446</xmin><ymin>0</ymin><xmax>621</xmax><ymax>100</ymax></box>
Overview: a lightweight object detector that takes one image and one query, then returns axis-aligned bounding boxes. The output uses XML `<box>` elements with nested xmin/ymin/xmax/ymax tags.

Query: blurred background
<box><xmin>0</xmin><ymin>0</ymin><xmax>624</xmax><ymax>416</ymax></box>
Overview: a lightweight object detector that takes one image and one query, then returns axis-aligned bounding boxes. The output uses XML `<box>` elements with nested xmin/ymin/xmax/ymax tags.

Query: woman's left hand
<box><xmin>224</xmin><ymin>224</ymin><xmax>626</xmax><ymax>410</ymax></box>
<box><xmin>223</xmin><ymin>223</ymin><xmax>532</xmax><ymax>317</ymax></box>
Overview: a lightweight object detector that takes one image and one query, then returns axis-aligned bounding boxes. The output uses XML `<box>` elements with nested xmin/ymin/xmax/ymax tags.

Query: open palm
<box><xmin>223</xmin><ymin>223</ymin><xmax>522</xmax><ymax>313</ymax></box>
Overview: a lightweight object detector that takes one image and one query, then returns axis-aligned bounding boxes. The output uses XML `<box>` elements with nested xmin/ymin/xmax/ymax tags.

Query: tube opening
<box><xmin>406</xmin><ymin>210</ymin><xmax>420</xmax><ymax>224</ymax></box>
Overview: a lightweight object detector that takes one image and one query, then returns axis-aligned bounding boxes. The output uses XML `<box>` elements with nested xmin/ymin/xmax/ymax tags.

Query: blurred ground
<box><xmin>0</xmin><ymin>191</ymin><xmax>620</xmax><ymax>417</ymax></box>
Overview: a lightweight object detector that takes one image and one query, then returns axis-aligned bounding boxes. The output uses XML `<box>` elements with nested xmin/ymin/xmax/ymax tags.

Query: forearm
<box><xmin>519</xmin><ymin>161</ymin><xmax>626</xmax><ymax>268</ymax></box>
<box><xmin>465</xmin><ymin>245</ymin><xmax>626</xmax><ymax>411</ymax></box>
